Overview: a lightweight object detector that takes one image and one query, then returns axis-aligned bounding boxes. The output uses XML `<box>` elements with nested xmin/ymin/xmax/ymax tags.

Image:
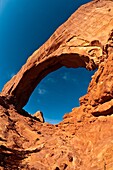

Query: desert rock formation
<box><xmin>33</xmin><ymin>111</ymin><xmax>45</xmax><ymax>123</ymax></box>
<box><xmin>0</xmin><ymin>0</ymin><xmax>113</xmax><ymax>169</ymax></box>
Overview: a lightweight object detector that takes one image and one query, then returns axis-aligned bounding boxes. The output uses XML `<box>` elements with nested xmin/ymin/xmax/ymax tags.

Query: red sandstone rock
<box><xmin>33</xmin><ymin>111</ymin><xmax>45</xmax><ymax>123</ymax></box>
<box><xmin>0</xmin><ymin>0</ymin><xmax>113</xmax><ymax>169</ymax></box>
<box><xmin>1</xmin><ymin>0</ymin><xmax>113</xmax><ymax>110</ymax></box>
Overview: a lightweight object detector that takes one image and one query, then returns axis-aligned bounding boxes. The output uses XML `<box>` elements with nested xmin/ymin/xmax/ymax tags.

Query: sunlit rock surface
<box><xmin>0</xmin><ymin>0</ymin><xmax>113</xmax><ymax>169</ymax></box>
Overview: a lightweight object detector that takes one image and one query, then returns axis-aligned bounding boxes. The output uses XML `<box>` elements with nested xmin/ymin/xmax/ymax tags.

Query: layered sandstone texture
<box><xmin>0</xmin><ymin>0</ymin><xmax>113</xmax><ymax>169</ymax></box>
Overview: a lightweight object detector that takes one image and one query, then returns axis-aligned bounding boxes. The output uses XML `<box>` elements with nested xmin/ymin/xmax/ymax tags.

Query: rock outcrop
<box><xmin>0</xmin><ymin>0</ymin><xmax>113</xmax><ymax>169</ymax></box>
<box><xmin>1</xmin><ymin>0</ymin><xmax>113</xmax><ymax>110</ymax></box>
<box><xmin>33</xmin><ymin>111</ymin><xmax>45</xmax><ymax>123</ymax></box>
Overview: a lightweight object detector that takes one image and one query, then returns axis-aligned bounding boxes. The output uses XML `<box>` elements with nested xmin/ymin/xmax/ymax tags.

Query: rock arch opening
<box><xmin>1</xmin><ymin>0</ymin><xmax>112</xmax><ymax>123</ymax></box>
<box><xmin>23</xmin><ymin>67</ymin><xmax>96</xmax><ymax>124</ymax></box>
<box><xmin>2</xmin><ymin>0</ymin><xmax>112</xmax><ymax>119</ymax></box>
<box><xmin>2</xmin><ymin>51</ymin><xmax>98</xmax><ymax>111</ymax></box>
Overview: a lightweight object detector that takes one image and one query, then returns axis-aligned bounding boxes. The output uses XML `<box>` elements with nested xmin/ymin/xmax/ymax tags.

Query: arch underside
<box><xmin>1</xmin><ymin>51</ymin><xmax>98</xmax><ymax>109</ymax></box>
<box><xmin>1</xmin><ymin>0</ymin><xmax>113</xmax><ymax>115</ymax></box>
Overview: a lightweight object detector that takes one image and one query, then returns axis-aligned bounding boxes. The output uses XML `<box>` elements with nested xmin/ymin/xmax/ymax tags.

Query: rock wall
<box><xmin>1</xmin><ymin>0</ymin><xmax>113</xmax><ymax>110</ymax></box>
<box><xmin>0</xmin><ymin>0</ymin><xmax>113</xmax><ymax>169</ymax></box>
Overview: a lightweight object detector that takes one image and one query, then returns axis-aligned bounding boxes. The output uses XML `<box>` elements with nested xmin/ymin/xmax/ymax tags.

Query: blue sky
<box><xmin>0</xmin><ymin>0</ymin><xmax>94</xmax><ymax>124</ymax></box>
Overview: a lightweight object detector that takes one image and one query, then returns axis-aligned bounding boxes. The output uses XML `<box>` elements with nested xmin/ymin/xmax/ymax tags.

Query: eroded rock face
<box><xmin>0</xmin><ymin>0</ymin><xmax>113</xmax><ymax>169</ymax></box>
<box><xmin>1</xmin><ymin>0</ymin><xmax>113</xmax><ymax>110</ymax></box>
<box><xmin>80</xmin><ymin>30</ymin><xmax>113</xmax><ymax>116</ymax></box>
<box><xmin>33</xmin><ymin>111</ymin><xmax>45</xmax><ymax>123</ymax></box>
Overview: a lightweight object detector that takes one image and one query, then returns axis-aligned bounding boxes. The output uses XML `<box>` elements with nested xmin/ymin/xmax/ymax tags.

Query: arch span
<box><xmin>24</xmin><ymin>67</ymin><xmax>96</xmax><ymax>124</ymax></box>
<box><xmin>1</xmin><ymin>50</ymin><xmax>98</xmax><ymax>109</ymax></box>
<box><xmin>1</xmin><ymin>0</ymin><xmax>113</xmax><ymax>110</ymax></box>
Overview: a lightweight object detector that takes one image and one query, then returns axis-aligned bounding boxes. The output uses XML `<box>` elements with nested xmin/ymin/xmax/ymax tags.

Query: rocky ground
<box><xmin>0</xmin><ymin>0</ymin><xmax>113</xmax><ymax>169</ymax></box>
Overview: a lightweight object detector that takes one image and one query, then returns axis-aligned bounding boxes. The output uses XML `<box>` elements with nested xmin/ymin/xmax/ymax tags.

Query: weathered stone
<box><xmin>33</xmin><ymin>111</ymin><xmax>45</xmax><ymax>123</ymax></box>
<box><xmin>1</xmin><ymin>0</ymin><xmax>113</xmax><ymax>110</ymax></box>
<box><xmin>0</xmin><ymin>0</ymin><xmax>113</xmax><ymax>170</ymax></box>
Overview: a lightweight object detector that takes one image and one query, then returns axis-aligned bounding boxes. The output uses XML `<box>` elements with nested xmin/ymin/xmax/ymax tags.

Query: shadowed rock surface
<box><xmin>0</xmin><ymin>0</ymin><xmax>113</xmax><ymax>169</ymax></box>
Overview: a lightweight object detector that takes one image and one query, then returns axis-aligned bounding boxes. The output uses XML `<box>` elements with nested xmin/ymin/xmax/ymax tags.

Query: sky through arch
<box><xmin>0</xmin><ymin>0</ymin><xmax>92</xmax><ymax>124</ymax></box>
<box><xmin>24</xmin><ymin>67</ymin><xmax>95</xmax><ymax>124</ymax></box>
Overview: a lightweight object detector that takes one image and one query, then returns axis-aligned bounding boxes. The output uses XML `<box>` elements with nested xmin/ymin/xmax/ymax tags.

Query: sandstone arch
<box><xmin>1</xmin><ymin>1</ymin><xmax>113</xmax><ymax>169</ymax></box>
<box><xmin>1</xmin><ymin>0</ymin><xmax>113</xmax><ymax>111</ymax></box>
